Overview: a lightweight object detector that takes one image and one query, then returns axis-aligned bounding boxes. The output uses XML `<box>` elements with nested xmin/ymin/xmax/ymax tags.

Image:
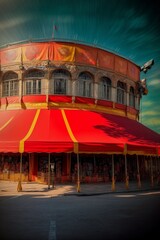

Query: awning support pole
<box><xmin>136</xmin><ymin>155</ymin><xmax>141</xmax><ymax>188</ymax></box>
<box><xmin>125</xmin><ymin>154</ymin><xmax>129</xmax><ymax>189</ymax></box>
<box><xmin>48</xmin><ymin>153</ymin><xmax>51</xmax><ymax>189</ymax></box>
<box><xmin>150</xmin><ymin>155</ymin><xmax>154</xmax><ymax>187</ymax></box>
<box><xmin>156</xmin><ymin>156</ymin><xmax>160</xmax><ymax>185</ymax></box>
<box><xmin>111</xmin><ymin>154</ymin><xmax>116</xmax><ymax>191</ymax></box>
<box><xmin>17</xmin><ymin>153</ymin><xmax>23</xmax><ymax>192</ymax></box>
<box><xmin>77</xmin><ymin>153</ymin><xmax>80</xmax><ymax>192</ymax></box>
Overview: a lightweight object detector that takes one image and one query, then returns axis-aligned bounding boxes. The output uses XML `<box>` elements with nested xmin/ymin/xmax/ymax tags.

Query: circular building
<box><xmin>0</xmin><ymin>41</ymin><xmax>160</xmax><ymax>190</ymax></box>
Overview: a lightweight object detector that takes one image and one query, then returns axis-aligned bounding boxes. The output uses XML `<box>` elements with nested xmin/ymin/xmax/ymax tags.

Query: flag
<box><xmin>52</xmin><ymin>24</ymin><xmax>57</xmax><ymax>39</ymax></box>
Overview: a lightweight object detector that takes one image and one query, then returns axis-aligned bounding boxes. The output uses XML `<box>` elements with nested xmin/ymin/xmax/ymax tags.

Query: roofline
<box><xmin>0</xmin><ymin>37</ymin><xmax>140</xmax><ymax>68</ymax></box>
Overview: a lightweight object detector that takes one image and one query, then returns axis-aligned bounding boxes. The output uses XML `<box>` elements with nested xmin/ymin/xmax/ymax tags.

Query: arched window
<box><xmin>117</xmin><ymin>81</ymin><xmax>126</xmax><ymax>104</ymax></box>
<box><xmin>24</xmin><ymin>69</ymin><xmax>45</xmax><ymax>95</ymax></box>
<box><xmin>2</xmin><ymin>71</ymin><xmax>18</xmax><ymax>97</ymax></box>
<box><xmin>78</xmin><ymin>72</ymin><xmax>93</xmax><ymax>97</ymax></box>
<box><xmin>129</xmin><ymin>86</ymin><xmax>135</xmax><ymax>107</ymax></box>
<box><xmin>50</xmin><ymin>69</ymin><xmax>70</xmax><ymax>94</ymax></box>
<box><xmin>99</xmin><ymin>77</ymin><xmax>111</xmax><ymax>100</ymax></box>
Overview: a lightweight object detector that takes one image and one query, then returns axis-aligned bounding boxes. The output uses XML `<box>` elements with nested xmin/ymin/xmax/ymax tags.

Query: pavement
<box><xmin>0</xmin><ymin>180</ymin><xmax>160</xmax><ymax>198</ymax></box>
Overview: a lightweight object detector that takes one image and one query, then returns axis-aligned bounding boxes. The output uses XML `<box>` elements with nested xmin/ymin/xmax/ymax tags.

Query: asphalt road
<box><xmin>0</xmin><ymin>191</ymin><xmax>160</xmax><ymax>240</ymax></box>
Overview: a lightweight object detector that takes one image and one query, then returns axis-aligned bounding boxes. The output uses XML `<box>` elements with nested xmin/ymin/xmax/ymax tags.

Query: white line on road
<box><xmin>48</xmin><ymin>220</ymin><xmax>56</xmax><ymax>240</ymax></box>
<box><xmin>10</xmin><ymin>195</ymin><xmax>22</xmax><ymax>199</ymax></box>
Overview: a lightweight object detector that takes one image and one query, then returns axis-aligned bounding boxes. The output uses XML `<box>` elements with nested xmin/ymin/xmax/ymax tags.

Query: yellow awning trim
<box><xmin>61</xmin><ymin>109</ymin><xmax>78</xmax><ymax>153</ymax></box>
<box><xmin>19</xmin><ymin>109</ymin><xmax>40</xmax><ymax>153</ymax></box>
<box><xmin>123</xmin><ymin>143</ymin><xmax>127</xmax><ymax>154</ymax></box>
<box><xmin>0</xmin><ymin>117</ymin><xmax>14</xmax><ymax>131</ymax></box>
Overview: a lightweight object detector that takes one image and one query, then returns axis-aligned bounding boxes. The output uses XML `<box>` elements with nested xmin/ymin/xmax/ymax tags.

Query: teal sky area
<box><xmin>0</xmin><ymin>0</ymin><xmax>160</xmax><ymax>133</ymax></box>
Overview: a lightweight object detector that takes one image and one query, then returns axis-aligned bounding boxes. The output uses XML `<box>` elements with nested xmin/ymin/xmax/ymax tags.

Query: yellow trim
<box><xmin>127</xmin><ymin>150</ymin><xmax>157</xmax><ymax>156</ymax></box>
<box><xmin>1</xmin><ymin>101</ymin><xmax>138</xmax><ymax>120</ymax></box>
<box><xmin>77</xmin><ymin>151</ymin><xmax>124</xmax><ymax>154</ymax></box>
<box><xmin>19</xmin><ymin>109</ymin><xmax>41</xmax><ymax>153</ymax></box>
<box><xmin>22</xmin><ymin>102</ymin><xmax>48</xmax><ymax>109</ymax></box>
<box><xmin>6</xmin><ymin>103</ymin><xmax>22</xmax><ymax>109</ymax></box>
<box><xmin>61</xmin><ymin>109</ymin><xmax>78</xmax><ymax>153</ymax></box>
<box><xmin>0</xmin><ymin>117</ymin><xmax>14</xmax><ymax>131</ymax></box>
<box><xmin>123</xmin><ymin>143</ymin><xmax>127</xmax><ymax>154</ymax></box>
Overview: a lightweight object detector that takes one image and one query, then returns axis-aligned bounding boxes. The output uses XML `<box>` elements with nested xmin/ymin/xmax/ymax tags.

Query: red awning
<box><xmin>63</xmin><ymin>109</ymin><xmax>160</xmax><ymax>155</ymax></box>
<box><xmin>0</xmin><ymin>109</ymin><xmax>74</xmax><ymax>153</ymax></box>
<box><xmin>0</xmin><ymin>109</ymin><xmax>160</xmax><ymax>155</ymax></box>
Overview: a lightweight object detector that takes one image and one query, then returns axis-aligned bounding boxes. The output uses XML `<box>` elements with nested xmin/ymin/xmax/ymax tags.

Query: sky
<box><xmin>0</xmin><ymin>0</ymin><xmax>160</xmax><ymax>133</ymax></box>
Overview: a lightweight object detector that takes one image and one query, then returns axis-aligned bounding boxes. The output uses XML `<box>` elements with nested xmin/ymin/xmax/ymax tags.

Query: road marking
<box><xmin>9</xmin><ymin>195</ymin><xmax>22</xmax><ymax>199</ymax></box>
<box><xmin>0</xmin><ymin>195</ymin><xmax>22</xmax><ymax>202</ymax></box>
<box><xmin>48</xmin><ymin>220</ymin><xmax>56</xmax><ymax>240</ymax></box>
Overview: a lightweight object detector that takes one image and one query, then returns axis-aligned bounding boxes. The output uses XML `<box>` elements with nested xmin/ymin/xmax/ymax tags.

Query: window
<box><xmin>24</xmin><ymin>69</ymin><xmax>44</xmax><ymax>95</ymax></box>
<box><xmin>50</xmin><ymin>69</ymin><xmax>70</xmax><ymax>94</ymax></box>
<box><xmin>2</xmin><ymin>72</ymin><xmax>19</xmax><ymax>97</ymax></box>
<box><xmin>99</xmin><ymin>77</ymin><xmax>111</xmax><ymax>100</ymax></box>
<box><xmin>117</xmin><ymin>81</ymin><xmax>126</xmax><ymax>104</ymax></box>
<box><xmin>25</xmin><ymin>79</ymin><xmax>41</xmax><ymax>95</ymax></box>
<box><xmin>129</xmin><ymin>86</ymin><xmax>135</xmax><ymax>107</ymax></box>
<box><xmin>78</xmin><ymin>72</ymin><xmax>93</xmax><ymax>97</ymax></box>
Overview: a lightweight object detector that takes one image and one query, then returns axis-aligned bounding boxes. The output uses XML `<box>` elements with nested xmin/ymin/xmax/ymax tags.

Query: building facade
<box><xmin>0</xmin><ymin>41</ymin><xmax>159</xmax><ymax>190</ymax></box>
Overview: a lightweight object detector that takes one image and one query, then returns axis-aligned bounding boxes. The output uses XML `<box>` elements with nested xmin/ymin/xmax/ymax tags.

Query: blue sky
<box><xmin>0</xmin><ymin>0</ymin><xmax>160</xmax><ymax>133</ymax></box>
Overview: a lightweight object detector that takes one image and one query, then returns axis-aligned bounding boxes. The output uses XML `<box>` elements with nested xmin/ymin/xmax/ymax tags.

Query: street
<box><xmin>0</xmin><ymin>189</ymin><xmax>160</xmax><ymax>240</ymax></box>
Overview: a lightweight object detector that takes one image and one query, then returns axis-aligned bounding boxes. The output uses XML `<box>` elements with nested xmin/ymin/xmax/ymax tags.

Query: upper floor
<box><xmin>0</xmin><ymin>41</ymin><xmax>148</xmax><ymax>120</ymax></box>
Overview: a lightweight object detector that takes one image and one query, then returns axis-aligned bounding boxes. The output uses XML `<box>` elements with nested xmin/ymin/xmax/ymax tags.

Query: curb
<box><xmin>64</xmin><ymin>186</ymin><xmax>160</xmax><ymax>197</ymax></box>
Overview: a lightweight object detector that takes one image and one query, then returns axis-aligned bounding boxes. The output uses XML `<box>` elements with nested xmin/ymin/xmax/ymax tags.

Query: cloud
<box><xmin>140</xmin><ymin>107</ymin><xmax>160</xmax><ymax>133</ymax></box>
<box><xmin>0</xmin><ymin>17</ymin><xmax>28</xmax><ymax>30</ymax></box>
<box><xmin>148</xmin><ymin>79</ymin><xmax>160</xmax><ymax>87</ymax></box>
<box><xmin>141</xmin><ymin>110</ymin><xmax>159</xmax><ymax>117</ymax></box>
<box><xmin>129</xmin><ymin>16</ymin><xmax>147</xmax><ymax>29</ymax></box>
<box><xmin>141</xmin><ymin>114</ymin><xmax>160</xmax><ymax>133</ymax></box>
<box><xmin>142</xmin><ymin>100</ymin><xmax>153</xmax><ymax>107</ymax></box>
<box><xmin>142</xmin><ymin>117</ymin><xmax>160</xmax><ymax>127</ymax></box>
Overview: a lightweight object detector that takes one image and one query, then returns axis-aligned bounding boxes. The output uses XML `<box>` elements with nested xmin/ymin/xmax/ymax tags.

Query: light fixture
<box><xmin>140</xmin><ymin>59</ymin><xmax>154</xmax><ymax>73</ymax></box>
<box><xmin>19</xmin><ymin>64</ymin><xmax>24</xmax><ymax>70</ymax></box>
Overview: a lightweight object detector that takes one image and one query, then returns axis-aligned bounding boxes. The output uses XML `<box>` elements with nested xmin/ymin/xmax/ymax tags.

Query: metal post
<box><xmin>51</xmin><ymin>163</ymin><xmax>55</xmax><ymax>189</ymax></box>
<box><xmin>136</xmin><ymin>155</ymin><xmax>141</xmax><ymax>188</ymax></box>
<box><xmin>17</xmin><ymin>153</ymin><xmax>23</xmax><ymax>192</ymax></box>
<box><xmin>111</xmin><ymin>154</ymin><xmax>116</xmax><ymax>191</ymax></box>
<box><xmin>48</xmin><ymin>153</ymin><xmax>51</xmax><ymax>189</ymax></box>
<box><xmin>53</xmin><ymin>168</ymin><xmax>55</xmax><ymax>188</ymax></box>
<box><xmin>77</xmin><ymin>153</ymin><xmax>80</xmax><ymax>192</ymax></box>
<box><xmin>125</xmin><ymin>154</ymin><xmax>129</xmax><ymax>189</ymax></box>
<box><xmin>150</xmin><ymin>156</ymin><xmax>154</xmax><ymax>187</ymax></box>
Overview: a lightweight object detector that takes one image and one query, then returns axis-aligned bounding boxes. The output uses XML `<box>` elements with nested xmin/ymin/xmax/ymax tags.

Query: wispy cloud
<box><xmin>142</xmin><ymin>100</ymin><xmax>153</xmax><ymax>107</ymax></box>
<box><xmin>148</xmin><ymin>79</ymin><xmax>160</xmax><ymax>87</ymax></box>
<box><xmin>0</xmin><ymin>17</ymin><xmax>28</xmax><ymax>30</ymax></box>
<box><xmin>142</xmin><ymin>110</ymin><xmax>160</xmax><ymax>117</ymax></box>
<box><xmin>142</xmin><ymin>117</ymin><xmax>160</xmax><ymax>127</ymax></box>
<box><xmin>140</xmin><ymin>106</ymin><xmax>160</xmax><ymax>133</ymax></box>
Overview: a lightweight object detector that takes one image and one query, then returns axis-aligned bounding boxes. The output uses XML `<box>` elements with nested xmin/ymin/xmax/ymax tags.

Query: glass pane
<box><xmin>54</xmin><ymin>79</ymin><xmax>66</xmax><ymax>94</ymax></box>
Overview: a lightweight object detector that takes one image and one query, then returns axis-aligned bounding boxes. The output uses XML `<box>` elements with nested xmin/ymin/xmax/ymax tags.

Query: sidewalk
<box><xmin>0</xmin><ymin>180</ymin><xmax>160</xmax><ymax>198</ymax></box>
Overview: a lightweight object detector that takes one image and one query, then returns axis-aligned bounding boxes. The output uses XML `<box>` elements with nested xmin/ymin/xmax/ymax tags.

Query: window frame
<box><xmin>23</xmin><ymin>69</ymin><xmax>44</xmax><ymax>95</ymax></box>
<box><xmin>50</xmin><ymin>69</ymin><xmax>71</xmax><ymax>95</ymax></box>
<box><xmin>78</xmin><ymin>72</ymin><xmax>93</xmax><ymax>97</ymax></box>
<box><xmin>2</xmin><ymin>72</ymin><xmax>19</xmax><ymax>97</ymax></box>
<box><xmin>129</xmin><ymin>86</ymin><xmax>135</xmax><ymax>107</ymax></box>
<box><xmin>117</xmin><ymin>81</ymin><xmax>126</xmax><ymax>104</ymax></box>
<box><xmin>99</xmin><ymin>76</ymin><xmax>111</xmax><ymax>100</ymax></box>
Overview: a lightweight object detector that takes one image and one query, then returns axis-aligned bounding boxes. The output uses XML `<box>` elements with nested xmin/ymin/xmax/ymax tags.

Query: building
<box><xmin>0</xmin><ymin>41</ymin><xmax>160</xmax><ymax>191</ymax></box>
